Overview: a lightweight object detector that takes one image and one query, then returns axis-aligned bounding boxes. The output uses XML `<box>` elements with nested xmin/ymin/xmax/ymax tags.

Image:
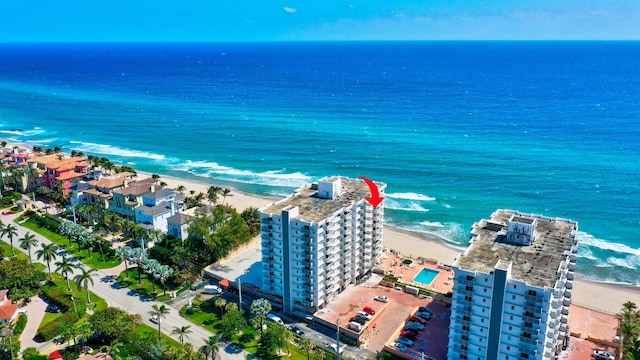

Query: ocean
<box><xmin>0</xmin><ymin>41</ymin><xmax>638</xmax><ymax>285</ymax></box>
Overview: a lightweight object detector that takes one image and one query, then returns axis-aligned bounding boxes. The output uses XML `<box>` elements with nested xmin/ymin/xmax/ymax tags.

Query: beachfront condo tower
<box><xmin>259</xmin><ymin>176</ymin><xmax>386</xmax><ymax>314</ymax></box>
<box><xmin>447</xmin><ymin>210</ymin><xmax>578</xmax><ymax>360</ymax></box>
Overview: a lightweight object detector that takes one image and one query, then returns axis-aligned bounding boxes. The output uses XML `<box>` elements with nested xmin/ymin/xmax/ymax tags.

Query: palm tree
<box><xmin>78</xmin><ymin>231</ymin><xmax>96</xmax><ymax>258</ymax></box>
<box><xmin>300</xmin><ymin>339</ymin><xmax>316</xmax><ymax>360</ymax></box>
<box><xmin>36</xmin><ymin>243</ymin><xmax>59</xmax><ymax>281</ymax></box>
<box><xmin>100</xmin><ymin>340</ymin><xmax>124</xmax><ymax>360</ymax></box>
<box><xmin>215</xmin><ymin>297</ymin><xmax>227</xmax><ymax>316</ymax></box>
<box><xmin>73</xmin><ymin>267</ymin><xmax>98</xmax><ymax>303</ymax></box>
<box><xmin>154</xmin><ymin>264</ymin><xmax>173</xmax><ymax>296</ymax></box>
<box><xmin>149</xmin><ymin>304</ymin><xmax>170</xmax><ymax>342</ymax></box>
<box><xmin>115</xmin><ymin>246</ymin><xmax>133</xmax><ymax>278</ymax></box>
<box><xmin>199</xmin><ymin>335</ymin><xmax>222</xmax><ymax>360</ymax></box>
<box><xmin>176</xmin><ymin>185</ymin><xmax>186</xmax><ymax>194</ymax></box>
<box><xmin>250</xmin><ymin>299</ymin><xmax>272</xmax><ymax>332</ymax></box>
<box><xmin>171</xmin><ymin>325</ymin><xmax>193</xmax><ymax>345</ymax></box>
<box><xmin>225</xmin><ymin>302</ymin><xmax>238</xmax><ymax>313</ymax></box>
<box><xmin>19</xmin><ymin>232</ymin><xmax>39</xmax><ymax>263</ymax></box>
<box><xmin>2</xmin><ymin>223</ymin><xmax>18</xmax><ymax>256</ymax></box>
<box><xmin>207</xmin><ymin>186</ymin><xmax>220</xmax><ymax>205</ymax></box>
<box><xmin>55</xmin><ymin>256</ymin><xmax>79</xmax><ymax>291</ymax></box>
<box><xmin>221</xmin><ymin>188</ymin><xmax>232</xmax><ymax>205</ymax></box>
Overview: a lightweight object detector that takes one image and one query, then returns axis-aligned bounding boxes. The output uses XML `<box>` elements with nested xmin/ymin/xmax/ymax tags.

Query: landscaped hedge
<box><xmin>13</xmin><ymin>313</ymin><xmax>28</xmax><ymax>335</ymax></box>
<box><xmin>35</xmin><ymin>313</ymin><xmax>76</xmax><ymax>341</ymax></box>
<box><xmin>26</xmin><ymin>212</ymin><xmax>61</xmax><ymax>232</ymax></box>
<box><xmin>42</xmin><ymin>283</ymin><xmax>87</xmax><ymax>317</ymax></box>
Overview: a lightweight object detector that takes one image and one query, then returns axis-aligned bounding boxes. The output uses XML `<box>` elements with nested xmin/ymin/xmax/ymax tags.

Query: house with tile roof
<box><xmin>166</xmin><ymin>205</ymin><xmax>212</xmax><ymax>241</ymax></box>
<box><xmin>109</xmin><ymin>178</ymin><xmax>158</xmax><ymax>220</ymax></box>
<box><xmin>43</xmin><ymin>157</ymin><xmax>89</xmax><ymax>195</ymax></box>
<box><xmin>0</xmin><ymin>290</ymin><xmax>20</xmax><ymax>326</ymax></box>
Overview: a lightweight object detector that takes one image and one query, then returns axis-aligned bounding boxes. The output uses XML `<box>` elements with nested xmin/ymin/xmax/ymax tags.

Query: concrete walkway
<box><xmin>1</xmin><ymin>211</ymin><xmax>248</xmax><ymax>360</ymax></box>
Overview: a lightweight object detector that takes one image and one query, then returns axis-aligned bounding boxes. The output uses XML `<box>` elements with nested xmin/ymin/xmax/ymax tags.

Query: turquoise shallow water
<box><xmin>0</xmin><ymin>41</ymin><xmax>639</xmax><ymax>285</ymax></box>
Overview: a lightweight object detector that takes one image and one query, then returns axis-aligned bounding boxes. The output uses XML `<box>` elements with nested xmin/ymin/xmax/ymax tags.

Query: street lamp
<box><xmin>238</xmin><ymin>268</ymin><xmax>250</xmax><ymax>314</ymax></box>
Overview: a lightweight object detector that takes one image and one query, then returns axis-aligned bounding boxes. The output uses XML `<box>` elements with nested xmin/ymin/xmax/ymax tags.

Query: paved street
<box><xmin>2</xmin><ymin>211</ymin><xmax>248</xmax><ymax>360</ymax></box>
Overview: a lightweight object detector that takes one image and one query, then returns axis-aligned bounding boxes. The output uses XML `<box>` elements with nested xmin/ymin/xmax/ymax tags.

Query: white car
<box><xmin>594</xmin><ymin>350</ymin><xmax>614</xmax><ymax>360</ymax></box>
<box><xmin>150</xmin><ymin>315</ymin><xmax>158</xmax><ymax>324</ymax></box>
<box><xmin>390</xmin><ymin>342</ymin><xmax>408</xmax><ymax>352</ymax></box>
<box><xmin>374</xmin><ymin>295</ymin><xmax>389</xmax><ymax>303</ymax></box>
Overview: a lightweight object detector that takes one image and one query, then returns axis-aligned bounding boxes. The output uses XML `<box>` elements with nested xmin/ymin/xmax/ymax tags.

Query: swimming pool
<box><xmin>413</xmin><ymin>268</ymin><xmax>440</xmax><ymax>286</ymax></box>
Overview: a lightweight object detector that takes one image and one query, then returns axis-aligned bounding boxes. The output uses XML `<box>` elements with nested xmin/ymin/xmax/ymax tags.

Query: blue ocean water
<box><xmin>0</xmin><ymin>42</ymin><xmax>638</xmax><ymax>285</ymax></box>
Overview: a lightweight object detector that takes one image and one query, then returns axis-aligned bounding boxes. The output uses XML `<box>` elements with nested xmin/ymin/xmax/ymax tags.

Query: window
<box><xmin>507</xmin><ymin>346</ymin><xmax>510</xmax><ymax>350</ymax></box>
<box><xmin>510</xmin><ymin>315</ymin><xmax>513</xmax><ymax>320</ymax></box>
<box><xmin>484</xmin><ymin>288</ymin><xmax>487</xmax><ymax>293</ymax></box>
<box><xmin>511</xmin><ymin>306</ymin><xmax>515</xmax><ymax>310</ymax></box>
<box><xmin>485</xmin><ymin>278</ymin><xmax>488</xmax><ymax>282</ymax></box>
<box><xmin>481</xmin><ymin>319</ymin><xmax>484</xmax><ymax>323</ymax></box>
<box><xmin>512</xmin><ymin>295</ymin><xmax>516</xmax><ymax>300</ymax></box>
<box><xmin>508</xmin><ymin>326</ymin><xmax>512</xmax><ymax>330</ymax></box>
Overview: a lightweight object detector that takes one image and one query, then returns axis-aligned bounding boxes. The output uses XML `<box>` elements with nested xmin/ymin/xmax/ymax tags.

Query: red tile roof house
<box><xmin>43</xmin><ymin>157</ymin><xmax>89</xmax><ymax>195</ymax></box>
<box><xmin>0</xmin><ymin>290</ymin><xmax>20</xmax><ymax>326</ymax></box>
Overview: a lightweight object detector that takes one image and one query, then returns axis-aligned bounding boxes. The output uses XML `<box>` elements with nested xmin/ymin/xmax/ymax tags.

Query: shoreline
<box><xmin>142</xmin><ymin>168</ymin><xmax>640</xmax><ymax>315</ymax></box>
<box><xmin>3</xmin><ymin>139</ymin><xmax>640</xmax><ymax>314</ymax></box>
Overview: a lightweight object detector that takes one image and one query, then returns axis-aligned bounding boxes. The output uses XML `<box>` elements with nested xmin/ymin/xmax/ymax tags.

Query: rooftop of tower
<box><xmin>454</xmin><ymin>209</ymin><xmax>578</xmax><ymax>288</ymax></box>
<box><xmin>260</xmin><ymin>176</ymin><xmax>386</xmax><ymax>223</ymax></box>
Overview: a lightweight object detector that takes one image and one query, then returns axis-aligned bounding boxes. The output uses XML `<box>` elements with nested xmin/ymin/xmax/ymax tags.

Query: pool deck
<box><xmin>378</xmin><ymin>249</ymin><xmax>455</xmax><ymax>295</ymax></box>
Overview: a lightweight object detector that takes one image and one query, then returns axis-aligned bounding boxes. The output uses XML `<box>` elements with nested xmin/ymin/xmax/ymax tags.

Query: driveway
<box><xmin>19</xmin><ymin>296</ymin><xmax>48</xmax><ymax>350</ymax></box>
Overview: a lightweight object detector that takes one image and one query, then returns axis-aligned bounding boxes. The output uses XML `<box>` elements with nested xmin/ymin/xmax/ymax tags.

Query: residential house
<box><xmin>0</xmin><ymin>290</ymin><xmax>20</xmax><ymax>326</ymax></box>
<box><xmin>167</xmin><ymin>205</ymin><xmax>212</xmax><ymax>241</ymax></box>
<box><xmin>109</xmin><ymin>178</ymin><xmax>158</xmax><ymax>220</ymax></box>
<box><xmin>43</xmin><ymin>157</ymin><xmax>89</xmax><ymax>195</ymax></box>
<box><xmin>134</xmin><ymin>188</ymin><xmax>183</xmax><ymax>233</ymax></box>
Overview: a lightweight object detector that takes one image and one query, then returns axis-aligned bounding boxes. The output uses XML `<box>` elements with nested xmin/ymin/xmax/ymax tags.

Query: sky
<box><xmin>1</xmin><ymin>0</ymin><xmax>638</xmax><ymax>42</ymax></box>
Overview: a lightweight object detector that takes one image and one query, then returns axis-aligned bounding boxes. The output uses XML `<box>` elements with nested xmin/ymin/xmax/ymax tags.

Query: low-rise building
<box><xmin>109</xmin><ymin>178</ymin><xmax>157</xmax><ymax>219</ymax></box>
<box><xmin>134</xmin><ymin>188</ymin><xmax>183</xmax><ymax>233</ymax></box>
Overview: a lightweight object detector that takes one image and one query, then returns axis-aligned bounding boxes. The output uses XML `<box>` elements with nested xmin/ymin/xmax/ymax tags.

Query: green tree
<box><xmin>0</xmin><ymin>257</ymin><xmax>45</xmax><ymax>298</ymax></box>
<box><xmin>214</xmin><ymin>297</ymin><xmax>227</xmax><ymax>317</ymax></box>
<box><xmin>171</xmin><ymin>325</ymin><xmax>193</xmax><ymax>345</ymax></box>
<box><xmin>115</xmin><ymin>246</ymin><xmax>133</xmax><ymax>279</ymax></box>
<box><xmin>78</xmin><ymin>231</ymin><xmax>96</xmax><ymax>258</ymax></box>
<box><xmin>73</xmin><ymin>267</ymin><xmax>98</xmax><ymax>303</ymax></box>
<box><xmin>55</xmin><ymin>255</ymin><xmax>79</xmax><ymax>291</ymax></box>
<box><xmin>19</xmin><ymin>232</ymin><xmax>39</xmax><ymax>264</ymax></box>
<box><xmin>199</xmin><ymin>335</ymin><xmax>222</xmax><ymax>360</ymax></box>
<box><xmin>128</xmin><ymin>247</ymin><xmax>148</xmax><ymax>284</ymax></box>
<box><xmin>2</xmin><ymin>223</ymin><xmax>18</xmax><ymax>256</ymax></box>
<box><xmin>154</xmin><ymin>264</ymin><xmax>174</xmax><ymax>296</ymax></box>
<box><xmin>89</xmin><ymin>307</ymin><xmax>139</xmax><ymax>343</ymax></box>
<box><xmin>250</xmin><ymin>299</ymin><xmax>272</xmax><ymax>332</ymax></box>
<box><xmin>207</xmin><ymin>186</ymin><xmax>220</xmax><ymax>205</ymax></box>
<box><xmin>35</xmin><ymin>243</ymin><xmax>58</xmax><ymax>281</ymax></box>
<box><xmin>257</xmin><ymin>325</ymin><xmax>280</xmax><ymax>358</ymax></box>
<box><xmin>176</xmin><ymin>185</ymin><xmax>186</xmax><ymax>194</ymax></box>
<box><xmin>100</xmin><ymin>340</ymin><xmax>125</xmax><ymax>360</ymax></box>
<box><xmin>240</xmin><ymin>207</ymin><xmax>261</xmax><ymax>236</ymax></box>
<box><xmin>149</xmin><ymin>304</ymin><xmax>170</xmax><ymax>342</ymax></box>
<box><xmin>22</xmin><ymin>347</ymin><xmax>49</xmax><ymax>360</ymax></box>
<box><xmin>219</xmin><ymin>309</ymin><xmax>245</xmax><ymax>339</ymax></box>
<box><xmin>300</xmin><ymin>339</ymin><xmax>317</xmax><ymax>360</ymax></box>
<box><xmin>221</xmin><ymin>188</ymin><xmax>232</xmax><ymax>205</ymax></box>
<box><xmin>59</xmin><ymin>221</ymin><xmax>84</xmax><ymax>248</ymax></box>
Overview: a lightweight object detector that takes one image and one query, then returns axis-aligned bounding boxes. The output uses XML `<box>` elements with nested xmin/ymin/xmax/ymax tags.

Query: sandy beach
<box><xmin>140</xmin><ymin>170</ymin><xmax>640</xmax><ymax>315</ymax></box>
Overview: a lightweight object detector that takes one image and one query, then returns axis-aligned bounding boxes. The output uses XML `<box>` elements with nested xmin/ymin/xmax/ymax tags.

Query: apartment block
<box><xmin>448</xmin><ymin>210</ymin><xmax>578</xmax><ymax>360</ymax></box>
<box><xmin>259</xmin><ymin>176</ymin><xmax>385</xmax><ymax>314</ymax></box>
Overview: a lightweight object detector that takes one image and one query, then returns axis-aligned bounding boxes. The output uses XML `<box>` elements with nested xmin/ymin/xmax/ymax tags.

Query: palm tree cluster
<box><xmin>0</xmin><ymin>220</ymin><xmax>19</xmax><ymax>256</ymax></box>
<box><xmin>115</xmin><ymin>246</ymin><xmax>174</xmax><ymax>295</ymax></box>
<box><xmin>618</xmin><ymin>301</ymin><xmax>640</xmax><ymax>359</ymax></box>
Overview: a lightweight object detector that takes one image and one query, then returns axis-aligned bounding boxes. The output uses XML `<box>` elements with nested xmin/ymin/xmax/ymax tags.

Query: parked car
<box><xmin>407</xmin><ymin>321</ymin><xmax>425</xmax><ymax>330</ymax></box>
<box><xmin>45</xmin><ymin>305</ymin><xmax>61</xmax><ymax>313</ymax></box>
<box><xmin>203</xmin><ymin>285</ymin><xmax>223</xmax><ymax>294</ymax></box>
<box><xmin>363</xmin><ymin>306</ymin><xmax>376</xmax><ymax>315</ymax></box>
<box><xmin>374</xmin><ymin>295</ymin><xmax>389</xmax><ymax>303</ymax></box>
<box><xmin>594</xmin><ymin>350</ymin><xmax>614</xmax><ymax>360</ymax></box>
<box><xmin>410</xmin><ymin>316</ymin><xmax>427</xmax><ymax>324</ymax></box>
<box><xmin>289</xmin><ymin>326</ymin><xmax>304</xmax><ymax>336</ymax></box>
<box><xmin>400</xmin><ymin>331</ymin><xmax>417</xmax><ymax>340</ymax></box>
<box><xmin>350</xmin><ymin>316</ymin><xmax>366</xmax><ymax>325</ymax></box>
<box><xmin>400</xmin><ymin>329</ymin><xmax>418</xmax><ymax>337</ymax></box>
<box><xmin>390</xmin><ymin>342</ymin><xmax>408</xmax><ymax>352</ymax></box>
<box><xmin>357</xmin><ymin>311</ymin><xmax>372</xmax><ymax>321</ymax></box>
<box><xmin>396</xmin><ymin>337</ymin><xmax>414</xmax><ymax>347</ymax></box>
<box><xmin>418</xmin><ymin>306</ymin><xmax>433</xmax><ymax>314</ymax></box>
<box><xmin>404</xmin><ymin>324</ymin><xmax>423</xmax><ymax>332</ymax></box>
<box><xmin>150</xmin><ymin>315</ymin><xmax>159</xmax><ymax>324</ymax></box>
<box><xmin>416</xmin><ymin>311</ymin><xmax>432</xmax><ymax>320</ymax></box>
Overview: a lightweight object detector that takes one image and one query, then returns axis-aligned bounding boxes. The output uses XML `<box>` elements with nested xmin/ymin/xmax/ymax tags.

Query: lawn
<box><xmin>19</xmin><ymin>219</ymin><xmax>121</xmax><ymax>269</ymax></box>
<box><xmin>117</xmin><ymin>268</ymin><xmax>179</xmax><ymax>300</ymax></box>
<box><xmin>133</xmin><ymin>323</ymin><xmax>182</xmax><ymax>349</ymax></box>
<box><xmin>1</xmin><ymin>242</ymin><xmax>47</xmax><ymax>271</ymax></box>
<box><xmin>180</xmin><ymin>301</ymin><xmax>309</xmax><ymax>360</ymax></box>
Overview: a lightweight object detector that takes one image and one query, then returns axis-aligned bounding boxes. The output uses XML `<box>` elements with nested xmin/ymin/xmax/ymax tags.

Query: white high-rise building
<box><xmin>259</xmin><ymin>176</ymin><xmax>385</xmax><ymax>314</ymax></box>
<box><xmin>448</xmin><ymin>210</ymin><xmax>578</xmax><ymax>360</ymax></box>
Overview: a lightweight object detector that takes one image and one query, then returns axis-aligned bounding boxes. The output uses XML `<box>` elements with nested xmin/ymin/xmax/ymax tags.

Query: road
<box><xmin>2</xmin><ymin>211</ymin><xmax>247</xmax><ymax>360</ymax></box>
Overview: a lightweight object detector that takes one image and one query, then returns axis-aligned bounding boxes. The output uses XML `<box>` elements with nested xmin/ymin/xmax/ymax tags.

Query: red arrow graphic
<box><xmin>360</xmin><ymin>176</ymin><xmax>384</xmax><ymax>208</ymax></box>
